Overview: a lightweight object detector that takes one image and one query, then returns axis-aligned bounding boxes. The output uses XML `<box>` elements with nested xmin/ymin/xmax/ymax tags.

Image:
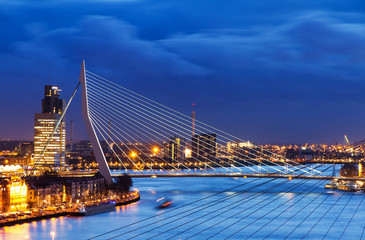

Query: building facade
<box><xmin>34</xmin><ymin>86</ymin><xmax>65</xmax><ymax>168</ymax></box>
<box><xmin>165</xmin><ymin>136</ymin><xmax>183</xmax><ymax>161</ymax></box>
<box><xmin>192</xmin><ymin>133</ymin><xmax>217</xmax><ymax>160</ymax></box>
<box><xmin>0</xmin><ymin>177</ymin><xmax>28</xmax><ymax>213</ymax></box>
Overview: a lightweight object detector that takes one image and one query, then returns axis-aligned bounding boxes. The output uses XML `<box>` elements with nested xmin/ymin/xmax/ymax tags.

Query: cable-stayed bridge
<box><xmin>72</xmin><ymin>61</ymin><xmax>365</xmax><ymax>239</ymax></box>
<box><xmin>77</xmin><ymin>61</ymin><xmax>338</xmax><ymax>182</ymax></box>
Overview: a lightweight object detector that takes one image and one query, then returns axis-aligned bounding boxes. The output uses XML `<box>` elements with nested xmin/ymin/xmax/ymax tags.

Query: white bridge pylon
<box><xmin>80</xmin><ymin>61</ymin><xmax>113</xmax><ymax>183</ymax></box>
<box><xmin>79</xmin><ymin>61</ymin><xmax>322</xmax><ymax>181</ymax></box>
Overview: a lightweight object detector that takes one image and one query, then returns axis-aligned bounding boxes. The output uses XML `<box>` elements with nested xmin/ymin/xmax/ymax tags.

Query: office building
<box><xmin>164</xmin><ymin>136</ymin><xmax>183</xmax><ymax>161</ymax></box>
<box><xmin>34</xmin><ymin>86</ymin><xmax>65</xmax><ymax>168</ymax></box>
<box><xmin>192</xmin><ymin>133</ymin><xmax>217</xmax><ymax>160</ymax></box>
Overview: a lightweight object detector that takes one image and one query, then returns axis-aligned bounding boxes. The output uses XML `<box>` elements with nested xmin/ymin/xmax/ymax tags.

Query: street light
<box><xmin>51</xmin><ymin>232</ymin><xmax>55</xmax><ymax>240</ymax></box>
<box><xmin>153</xmin><ymin>147</ymin><xmax>159</xmax><ymax>153</ymax></box>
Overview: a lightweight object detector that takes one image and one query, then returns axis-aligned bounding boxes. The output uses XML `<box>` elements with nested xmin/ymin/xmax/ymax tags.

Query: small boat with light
<box><xmin>156</xmin><ymin>197</ymin><xmax>173</xmax><ymax>209</ymax></box>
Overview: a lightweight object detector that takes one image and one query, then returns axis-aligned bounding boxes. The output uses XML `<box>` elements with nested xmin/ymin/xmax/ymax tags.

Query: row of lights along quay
<box><xmin>0</xmin><ymin>85</ymin><xmax>140</xmax><ymax>227</ymax></box>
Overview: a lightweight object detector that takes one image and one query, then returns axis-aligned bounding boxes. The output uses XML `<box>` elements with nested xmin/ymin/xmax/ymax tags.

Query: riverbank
<box><xmin>0</xmin><ymin>191</ymin><xmax>140</xmax><ymax>228</ymax></box>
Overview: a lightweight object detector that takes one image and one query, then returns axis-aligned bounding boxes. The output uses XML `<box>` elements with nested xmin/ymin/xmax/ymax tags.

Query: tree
<box><xmin>115</xmin><ymin>174</ymin><xmax>133</xmax><ymax>194</ymax></box>
<box><xmin>339</xmin><ymin>163</ymin><xmax>358</xmax><ymax>177</ymax></box>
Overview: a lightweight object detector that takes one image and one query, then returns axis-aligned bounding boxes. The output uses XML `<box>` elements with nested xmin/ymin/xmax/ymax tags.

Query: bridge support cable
<box><xmin>88</xmin><ymin>164</ymin><xmax>326</xmax><ymax>240</ymax></box>
<box><xmin>193</xmin><ymin>179</ymin><xmax>325</xmax><ymax>240</ymax></box>
<box><xmin>181</xmin><ymin>165</ymin><xmax>334</xmax><ymax>240</ymax></box>
<box><xmin>286</xmin><ymin>190</ymin><xmax>356</xmax><ymax>239</ymax></box>
<box><xmin>87</xmin><ymin>82</ymin><xmax>288</xmax><ymax>175</ymax></box>
<box><xmin>283</xmin><ymin>189</ymin><xmax>337</xmax><ymax>239</ymax></box>
<box><xmin>85</xmin><ymin>73</ymin><xmax>300</xmax><ymax>176</ymax></box>
<box><xmin>32</xmin><ymin>81</ymin><xmax>80</xmax><ymax>169</ymax></box>
<box><xmin>260</xmin><ymin>187</ymin><xmax>336</xmax><ymax>239</ymax></box>
<box><xmin>87</xmin><ymin>80</ymin><xmax>262</xmax><ymax>175</ymax></box>
<box><xmin>88</xmin><ymin>106</ymin><xmax>192</xmax><ymax>174</ymax></box>
<box><xmin>89</xmin><ymin>108</ymin><xmax>177</xmax><ymax>175</ymax></box>
<box><xmin>86</xmin><ymin>70</ymin><xmax>321</xmax><ymax>175</ymax></box>
<box><xmin>102</xmin><ymin>177</ymin><xmax>319</xmax><ymax>240</ymax></box>
<box><xmin>87</xmin><ymin>79</ymin><xmax>221</xmax><ymax>174</ymax></box>
<box><xmin>157</xmin><ymin>178</ymin><xmax>319</xmax><ymax>240</ymax></box>
<box><xmin>338</xmin><ymin>195</ymin><xmax>365</xmax><ymax>239</ymax></box>
<box><xmin>86</xmin><ymin>78</ymin><xmax>260</xmax><ymax>174</ymax></box>
<box><xmin>86</xmin><ymin>73</ymin><xmax>293</xmax><ymax>174</ymax></box>
<box><xmin>125</xmin><ymin>164</ymin><xmax>332</xmax><ymax>240</ymax></box>
<box><xmin>301</xmin><ymin>190</ymin><xmax>348</xmax><ymax>239</ymax></box>
<box><xmin>235</xmin><ymin>180</ymin><xmax>333</xmax><ymax>239</ymax></box>
<box><xmin>89</xmin><ymin>107</ymin><xmax>160</xmax><ymax>174</ymax></box>
<box><xmin>87</xmin><ymin>176</ymin><xmax>262</xmax><ymax>240</ymax></box>
<box><xmin>98</xmin><ymin>178</ymin><xmax>287</xmax><ymax>240</ymax></box>
<box><xmin>139</xmin><ymin>164</ymin><xmax>329</xmax><ymax>240</ymax></box>
<box><xmin>87</xmin><ymin>88</ymin><xmax>249</xmax><ymax>174</ymax></box>
<box><xmin>321</xmin><ymin>193</ymin><xmax>355</xmax><ymax>239</ymax></box>
<box><xmin>88</xmin><ymin>113</ymin><xmax>136</xmax><ymax>174</ymax></box>
<box><xmin>87</xmin><ymin>91</ymin><xmax>208</xmax><ymax>173</ymax></box>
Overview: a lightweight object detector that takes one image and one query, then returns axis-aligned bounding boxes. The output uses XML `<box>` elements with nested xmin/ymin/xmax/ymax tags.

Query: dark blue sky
<box><xmin>1</xmin><ymin>0</ymin><xmax>365</xmax><ymax>144</ymax></box>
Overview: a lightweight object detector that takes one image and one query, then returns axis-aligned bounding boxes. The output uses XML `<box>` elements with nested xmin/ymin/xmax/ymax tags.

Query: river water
<box><xmin>1</xmin><ymin>164</ymin><xmax>365</xmax><ymax>240</ymax></box>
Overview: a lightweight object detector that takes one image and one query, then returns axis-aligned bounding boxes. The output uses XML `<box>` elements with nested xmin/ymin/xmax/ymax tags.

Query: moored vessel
<box><xmin>69</xmin><ymin>201</ymin><xmax>116</xmax><ymax>216</ymax></box>
<box><xmin>325</xmin><ymin>180</ymin><xmax>339</xmax><ymax>189</ymax></box>
<box><xmin>338</xmin><ymin>182</ymin><xmax>359</xmax><ymax>192</ymax></box>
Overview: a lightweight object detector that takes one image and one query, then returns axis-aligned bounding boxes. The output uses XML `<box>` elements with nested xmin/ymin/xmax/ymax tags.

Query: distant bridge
<box><xmin>112</xmin><ymin>172</ymin><xmax>365</xmax><ymax>181</ymax></box>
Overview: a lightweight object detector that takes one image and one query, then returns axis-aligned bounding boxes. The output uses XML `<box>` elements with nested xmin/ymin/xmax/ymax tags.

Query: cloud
<box><xmin>158</xmin><ymin>14</ymin><xmax>365</xmax><ymax>104</ymax></box>
<box><xmin>1</xmin><ymin>8</ymin><xmax>365</xmax><ymax>142</ymax></box>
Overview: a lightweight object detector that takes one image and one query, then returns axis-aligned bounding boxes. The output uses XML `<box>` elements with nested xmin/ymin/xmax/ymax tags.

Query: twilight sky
<box><xmin>1</xmin><ymin>0</ymin><xmax>365</xmax><ymax>144</ymax></box>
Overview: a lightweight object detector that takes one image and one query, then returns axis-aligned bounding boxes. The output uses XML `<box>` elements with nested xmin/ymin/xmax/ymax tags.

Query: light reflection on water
<box><xmin>0</xmin><ymin>165</ymin><xmax>363</xmax><ymax>239</ymax></box>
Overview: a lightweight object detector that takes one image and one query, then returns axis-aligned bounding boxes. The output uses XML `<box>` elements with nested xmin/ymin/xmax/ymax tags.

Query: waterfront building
<box><xmin>27</xmin><ymin>182</ymin><xmax>63</xmax><ymax>209</ymax></box>
<box><xmin>0</xmin><ymin>177</ymin><xmax>28</xmax><ymax>212</ymax></box>
<box><xmin>33</xmin><ymin>85</ymin><xmax>66</xmax><ymax>168</ymax></box>
<box><xmin>64</xmin><ymin>176</ymin><xmax>105</xmax><ymax>203</ymax></box>
<box><xmin>26</xmin><ymin>174</ymin><xmax>106</xmax><ymax>205</ymax></box>
<box><xmin>192</xmin><ymin>133</ymin><xmax>217</xmax><ymax>160</ymax></box>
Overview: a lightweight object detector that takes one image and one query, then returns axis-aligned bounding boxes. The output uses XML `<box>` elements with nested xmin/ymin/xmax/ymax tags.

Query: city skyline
<box><xmin>1</xmin><ymin>0</ymin><xmax>365</xmax><ymax>144</ymax></box>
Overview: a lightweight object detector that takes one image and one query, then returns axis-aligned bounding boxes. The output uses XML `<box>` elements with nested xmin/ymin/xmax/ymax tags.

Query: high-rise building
<box><xmin>164</xmin><ymin>136</ymin><xmax>183</xmax><ymax>161</ymax></box>
<box><xmin>42</xmin><ymin>85</ymin><xmax>64</xmax><ymax>114</ymax></box>
<box><xmin>34</xmin><ymin>86</ymin><xmax>65</xmax><ymax>168</ymax></box>
<box><xmin>192</xmin><ymin>133</ymin><xmax>217</xmax><ymax>160</ymax></box>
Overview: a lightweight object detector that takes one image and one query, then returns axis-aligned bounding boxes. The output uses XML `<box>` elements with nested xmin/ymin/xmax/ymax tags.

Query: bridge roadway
<box><xmin>111</xmin><ymin>173</ymin><xmax>365</xmax><ymax>181</ymax></box>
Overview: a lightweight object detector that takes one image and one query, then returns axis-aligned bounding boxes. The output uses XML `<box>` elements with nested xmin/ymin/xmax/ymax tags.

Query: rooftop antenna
<box><xmin>344</xmin><ymin>134</ymin><xmax>350</xmax><ymax>146</ymax></box>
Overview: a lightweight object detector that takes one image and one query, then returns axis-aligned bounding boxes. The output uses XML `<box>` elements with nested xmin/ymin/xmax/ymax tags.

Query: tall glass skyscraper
<box><xmin>33</xmin><ymin>86</ymin><xmax>65</xmax><ymax>168</ymax></box>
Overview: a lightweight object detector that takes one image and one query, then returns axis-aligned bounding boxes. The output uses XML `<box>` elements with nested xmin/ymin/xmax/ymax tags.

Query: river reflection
<box><xmin>0</xmin><ymin>165</ymin><xmax>364</xmax><ymax>240</ymax></box>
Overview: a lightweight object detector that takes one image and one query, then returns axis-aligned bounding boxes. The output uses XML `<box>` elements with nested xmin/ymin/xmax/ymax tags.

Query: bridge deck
<box><xmin>112</xmin><ymin>173</ymin><xmax>365</xmax><ymax>181</ymax></box>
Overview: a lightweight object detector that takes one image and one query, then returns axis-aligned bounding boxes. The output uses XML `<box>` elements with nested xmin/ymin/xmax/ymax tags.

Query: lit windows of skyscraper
<box><xmin>164</xmin><ymin>136</ymin><xmax>184</xmax><ymax>161</ymax></box>
<box><xmin>192</xmin><ymin>133</ymin><xmax>217</xmax><ymax>160</ymax></box>
<box><xmin>33</xmin><ymin>86</ymin><xmax>65</xmax><ymax>168</ymax></box>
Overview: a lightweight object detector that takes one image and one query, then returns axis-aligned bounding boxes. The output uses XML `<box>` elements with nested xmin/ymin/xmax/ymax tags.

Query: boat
<box><xmin>69</xmin><ymin>201</ymin><xmax>116</xmax><ymax>216</ymax></box>
<box><xmin>325</xmin><ymin>181</ymin><xmax>339</xmax><ymax>189</ymax></box>
<box><xmin>156</xmin><ymin>197</ymin><xmax>173</xmax><ymax>209</ymax></box>
<box><xmin>338</xmin><ymin>182</ymin><xmax>359</xmax><ymax>192</ymax></box>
